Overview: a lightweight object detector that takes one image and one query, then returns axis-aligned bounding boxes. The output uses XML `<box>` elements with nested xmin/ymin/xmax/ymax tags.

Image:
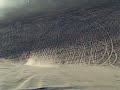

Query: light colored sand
<box><xmin>0</xmin><ymin>61</ymin><xmax>120</xmax><ymax>90</ymax></box>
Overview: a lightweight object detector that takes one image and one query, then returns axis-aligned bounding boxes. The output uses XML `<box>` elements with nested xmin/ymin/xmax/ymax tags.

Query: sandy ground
<box><xmin>0</xmin><ymin>61</ymin><xmax>120</xmax><ymax>90</ymax></box>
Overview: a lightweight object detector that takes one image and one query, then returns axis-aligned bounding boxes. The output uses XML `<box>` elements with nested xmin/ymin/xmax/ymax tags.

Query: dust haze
<box><xmin>0</xmin><ymin>0</ymin><xmax>114</xmax><ymax>21</ymax></box>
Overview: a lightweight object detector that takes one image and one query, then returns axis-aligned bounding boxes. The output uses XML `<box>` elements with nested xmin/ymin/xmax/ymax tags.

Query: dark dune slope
<box><xmin>0</xmin><ymin>2</ymin><xmax>120</xmax><ymax>65</ymax></box>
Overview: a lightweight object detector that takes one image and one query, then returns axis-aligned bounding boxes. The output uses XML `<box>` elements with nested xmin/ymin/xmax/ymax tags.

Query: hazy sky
<box><xmin>0</xmin><ymin>0</ymin><xmax>113</xmax><ymax>21</ymax></box>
